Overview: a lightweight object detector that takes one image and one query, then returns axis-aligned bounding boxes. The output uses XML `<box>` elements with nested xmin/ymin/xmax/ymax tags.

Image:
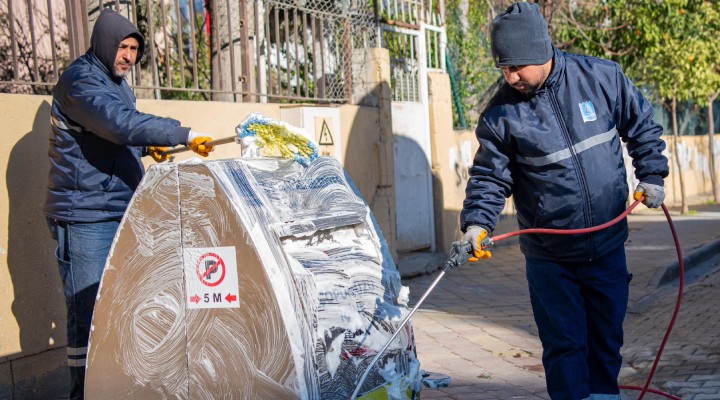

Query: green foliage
<box><xmin>554</xmin><ymin>0</ymin><xmax>720</xmax><ymax>133</ymax></box>
<box><xmin>638</xmin><ymin>0</ymin><xmax>700</xmax><ymax>103</ymax></box>
<box><xmin>553</xmin><ymin>0</ymin><xmax>641</xmax><ymax>77</ymax></box>
<box><xmin>136</xmin><ymin>2</ymin><xmax>212</xmax><ymax>101</ymax></box>
<box><xmin>444</xmin><ymin>0</ymin><xmax>499</xmax><ymax>128</ymax></box>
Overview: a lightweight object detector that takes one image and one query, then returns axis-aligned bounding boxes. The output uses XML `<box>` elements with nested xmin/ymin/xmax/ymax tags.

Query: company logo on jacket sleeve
<box><xmin>578</xmin><ymin>101</ymin><xmax>597</xmax><ymax>122</ymax></box>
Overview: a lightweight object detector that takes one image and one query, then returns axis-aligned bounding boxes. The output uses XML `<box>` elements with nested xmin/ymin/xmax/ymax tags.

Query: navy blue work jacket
<box><xmin>45</xmin><ymin>51</ymin><xmax>189</xmax><ymax>222</ymax></box>
<box><xmin>461</xmin><ymin>47</ymin><xmax>668</xmax><ymax>262</ymax></box>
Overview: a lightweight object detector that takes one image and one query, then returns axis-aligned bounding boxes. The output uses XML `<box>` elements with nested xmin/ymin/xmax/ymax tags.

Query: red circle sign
<box><xmin>196</xmin><ymin>252</ymin><xmax>226</xmax><ymax>287</ymax></box>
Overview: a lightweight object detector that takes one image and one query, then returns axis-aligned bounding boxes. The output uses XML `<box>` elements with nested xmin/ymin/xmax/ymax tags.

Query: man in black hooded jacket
<box><xmin>45</xmin><ymin>8</ymin><xmax>214</xmax><ymax>399</ymax></box>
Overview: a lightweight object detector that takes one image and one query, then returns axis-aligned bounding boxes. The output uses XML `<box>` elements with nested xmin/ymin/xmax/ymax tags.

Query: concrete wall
<box><xmin>0</xmin><ymin>92</ymin><xmax>391</xmax><ymax>398</ymax></box>
<box><xmin>427</xmin><ymin>72</ymin><xmax>519</xmax><ymax>255</ymax></box>
<box><xmin>1</xmin><ymin>95</ymin><xmax>66</xmax><ymax>398</ymax></box>
<box><xmin>665</xmin><ymin>135</ymin><xmax>720</xmax><ymax>206</ymax></box>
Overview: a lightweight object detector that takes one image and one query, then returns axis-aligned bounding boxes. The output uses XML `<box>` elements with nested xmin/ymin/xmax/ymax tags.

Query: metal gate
<box><xmin>378</xmin><ymin>0</ymin><xmax>446</xmax><ymax>253</ymax></box>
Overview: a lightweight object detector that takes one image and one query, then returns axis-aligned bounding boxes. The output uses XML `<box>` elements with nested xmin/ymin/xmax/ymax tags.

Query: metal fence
<box><xmin>0</xmin><ymin>0</ymin><xmax>379</xmax><ymax>103</ymax></box>
<box><xmin>377</xmin><ymin>0</ymin><xmax>445</xmax><ymax>102</ymax></box>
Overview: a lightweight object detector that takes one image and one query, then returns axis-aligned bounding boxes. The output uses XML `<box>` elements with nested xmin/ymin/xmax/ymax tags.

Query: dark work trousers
<box><xmin>525</xmin><ymin>245</ymin><xmax>631</xmax><ymax>400</ymax></box>
<box><xmin>48</xmin><ymin>219</ymin><xmax>120</xmax><ymax>400</ymax></box>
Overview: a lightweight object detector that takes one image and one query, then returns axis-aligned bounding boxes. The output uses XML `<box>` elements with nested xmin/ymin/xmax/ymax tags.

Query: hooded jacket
<box><xmin>461</xmin><ymin>47</ymin><xmax>669</xmax><ymax>261</ymax></box>
<box><xmin>46</xmin><ymin>9</ymin><xmax>190</xmax><ymax>223</ymax></box>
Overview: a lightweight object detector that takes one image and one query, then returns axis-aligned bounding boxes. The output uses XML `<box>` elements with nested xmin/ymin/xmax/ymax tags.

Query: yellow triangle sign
<box><xmin>318</xmin><ymin>120</ymin><xmax>334</xmax><ymax>145</ymax></box>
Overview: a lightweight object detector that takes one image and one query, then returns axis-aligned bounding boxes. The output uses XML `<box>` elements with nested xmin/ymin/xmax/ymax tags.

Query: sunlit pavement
<box><xmin>406</xmin><ymin>204</ymin><xmax>720</xmax><ymax>400</ymax></box>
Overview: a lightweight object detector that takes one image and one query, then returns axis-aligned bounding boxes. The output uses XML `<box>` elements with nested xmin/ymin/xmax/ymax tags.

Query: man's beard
<box><xmin>513</xmin><ymin>81</ymin><xmax>541</xmax><ymax>96</ymax></box>
<box><xmin>114</xmin><ymin>65</ymin><xmax>132</xmax><ymax>79</ymax></box>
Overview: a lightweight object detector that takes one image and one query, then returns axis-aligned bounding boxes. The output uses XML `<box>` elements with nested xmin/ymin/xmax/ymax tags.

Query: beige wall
<box><xmin>0</xmin><ymin>95</ymin><xmax>64</xmax><ymax>381</ymax></box>
<box><xmin>428</xmin><ymin>72</ymin><xmax>519</xmax><ymax>254</ymax></box>
<box><xmin>665</xmin><ymin>135</ymin><xmax>720</xmax><ymax>206</ymax></box>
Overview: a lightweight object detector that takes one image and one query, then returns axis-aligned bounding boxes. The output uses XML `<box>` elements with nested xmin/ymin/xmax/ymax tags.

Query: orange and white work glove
<box><xmin>633</xmin><ymin>182</ymin><xmax>665</xmax><ymax>209</ymax></box>
<box><xmin>187</xmin><ymin>130</ymin><xmax>215</xmax><ymax>157</ymax></box>
<box><xmin>463</xmin><ymin>225</ymin><xmax>492</xmax><ymax>261</ymax></box>
<box><xmin>147</xmin><ymin>146</ymin><xmax>170</xmax><ymax>163</ymax></box>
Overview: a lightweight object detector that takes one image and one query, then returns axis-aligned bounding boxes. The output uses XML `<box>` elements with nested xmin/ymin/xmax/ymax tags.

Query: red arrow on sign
<box><xmin>190</xmin><ymin>294</ymin><xmax>201</xmax><ymax>304</ymax></box>
<box><xmin>225</xmin><ymin>293</ymin><xmax>237</xmax><ymax>303</ymax></box>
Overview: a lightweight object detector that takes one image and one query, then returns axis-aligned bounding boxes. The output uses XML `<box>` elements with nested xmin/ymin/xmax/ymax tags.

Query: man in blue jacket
<box><xmin>45</xmin><ymin>8</ymin><xmax>215</xmax><ymax>399</ymax></box>
<box><xmin>461</xmin><ymin>3</ymin><xmax>668</xmax><ymax>399</ymax></box>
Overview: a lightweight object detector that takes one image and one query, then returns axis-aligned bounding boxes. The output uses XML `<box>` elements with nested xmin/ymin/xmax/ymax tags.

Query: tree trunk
<box><xmin>459</xmin><ymin>0</ymin><xmax>469</xmax><ymax>32</ymax></box>
<box><xmin>672</xmin><ymin>91</ymin><xmax>689</xmax><ymax>214</ymax></box>
<box><xmin>709</xmin><ymin>92</ymin><xmax>719</xmax><ymax>203</ymax></box>
<box><xmin>208</xmin><ymin>0</ymin><xmax>241</xmax><ymax>102</ymax></box>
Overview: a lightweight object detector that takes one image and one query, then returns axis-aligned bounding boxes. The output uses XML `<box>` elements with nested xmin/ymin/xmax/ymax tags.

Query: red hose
<box><xmin>491</xmin><ymin>199</ymin><xmax>642</xmax><ymax>241</ymax></box>
<box><xmin>489</xmin><ymin>199</ymin><xmax>684</xmax><ymax>400</ymax></box>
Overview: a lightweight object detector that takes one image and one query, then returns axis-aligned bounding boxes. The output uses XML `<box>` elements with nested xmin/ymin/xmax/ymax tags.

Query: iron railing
<box><xmin>1</xmin><ymin>0</ymin><xmax>445</xmax><ymax>103</ymax></box>
<box><xmin>0</xmin><ymin>0</ymin><xmax>378</xmax><ymax>103</ymax></box>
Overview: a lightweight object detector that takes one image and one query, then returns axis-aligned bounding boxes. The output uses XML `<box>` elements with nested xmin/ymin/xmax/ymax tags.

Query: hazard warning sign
<box><xmin>184</xmin><ymin>246</ymin><xmax>240</xmax><ymax>309</ymax></box>
<box><xmin>317</xmin><ymin>119</ymin><xmax>334</xmax><ymax>145</ymax></box>
<box><xmin>315</xmin><ymin>117</ymin><xmax>336</xmax><ymax>156</ymax></box>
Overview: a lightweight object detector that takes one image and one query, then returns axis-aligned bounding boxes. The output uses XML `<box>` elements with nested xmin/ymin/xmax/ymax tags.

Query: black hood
<box><xmin>90</xmin><ymin>8</ymin><xmax>145</xmax><ymax>75</ymax></box>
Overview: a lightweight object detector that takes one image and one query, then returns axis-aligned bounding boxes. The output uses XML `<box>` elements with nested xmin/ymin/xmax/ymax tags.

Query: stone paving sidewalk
<box><xmin>405</xmin><ymin>204</ymin><xmax>720</xmax><ymax>400</ymax></box>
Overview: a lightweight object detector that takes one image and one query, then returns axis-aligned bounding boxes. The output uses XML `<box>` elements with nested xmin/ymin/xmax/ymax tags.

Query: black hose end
<box><xmin>444</xmin><ymin>241</ymin><xmax>473</xmax><ymax>271</ymax></box>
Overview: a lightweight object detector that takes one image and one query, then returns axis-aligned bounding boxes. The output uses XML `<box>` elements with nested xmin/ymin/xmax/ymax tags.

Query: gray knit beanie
<box><xmin>491</xmin><ymin>2</ymin><xmax>553</xmax><ymax>67</ymax></box>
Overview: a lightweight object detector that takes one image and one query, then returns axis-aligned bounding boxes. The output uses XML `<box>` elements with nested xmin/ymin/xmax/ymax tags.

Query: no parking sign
<box><xmin>183</xmin><ymin>246</ymin><xmax>240</xmax><ymax>309</ymax></box>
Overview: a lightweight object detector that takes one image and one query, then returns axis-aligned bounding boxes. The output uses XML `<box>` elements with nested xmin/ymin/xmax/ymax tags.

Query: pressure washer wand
<box><xmin>349</xmin><ymin>241</ymin><xmax>473</xmax><ymax>400</ymax></box>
